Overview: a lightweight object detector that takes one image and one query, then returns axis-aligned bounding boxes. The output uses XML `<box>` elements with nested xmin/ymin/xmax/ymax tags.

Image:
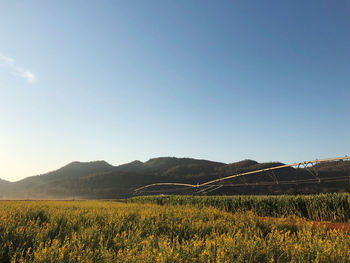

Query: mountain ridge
<box><xmin>0</xmin><ymin>157</ymin><xmax>349</xmax><ymax>199</ymax></box>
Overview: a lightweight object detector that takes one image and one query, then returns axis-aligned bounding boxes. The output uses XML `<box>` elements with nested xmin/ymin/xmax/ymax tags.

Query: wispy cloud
<box><xmin>20</xmin><ymin>71</ymin><xmax>36</xmax><ymax>83</ymax></box>
<box><xmin>0</xmin><ymin>52</ymin><xmax>36</xmax><ymax>83</ymax></box>
<box><xmin>0</xmin><ymin>53</ymin><xmax>14</xmax><ymax>64</ymax></box>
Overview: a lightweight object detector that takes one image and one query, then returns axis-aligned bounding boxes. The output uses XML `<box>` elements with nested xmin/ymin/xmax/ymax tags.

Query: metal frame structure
<box><xmin>134</xmin><ymin>156</ymin><xmax>350</xmax><ymax>195</ymax></box>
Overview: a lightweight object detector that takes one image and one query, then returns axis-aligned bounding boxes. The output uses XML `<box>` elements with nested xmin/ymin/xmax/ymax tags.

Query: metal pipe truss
<box><xmin>134</xmin><ymin>156</ymin><xmax>350</xmax><ymax>195</ymax></box>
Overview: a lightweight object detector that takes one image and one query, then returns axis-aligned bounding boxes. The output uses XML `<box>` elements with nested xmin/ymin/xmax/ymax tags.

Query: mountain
<box><xmin>18</xmin><ymin>160</ymin><xmax>114</xmax><ymax>184</ymax></box>
<box><xmin>0</xmin><ymin>178</ymin><xmax>10</xmax><ymax>189</ymax></box>
<box><xmin>0</xmin><ymin>178</ymin><xmax>10</xmax><ymax>184</ymax></box>
<box><xmin>0</xmin><ymin>157</ymin><xmax>349</xmax><ymax>199</ymax></box>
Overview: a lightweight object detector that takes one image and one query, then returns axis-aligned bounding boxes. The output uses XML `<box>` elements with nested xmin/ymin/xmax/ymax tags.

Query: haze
<box><xmin>1</xmin><ymin>1</ymin><xmax>349</xmax><ymax>182</ymax></box>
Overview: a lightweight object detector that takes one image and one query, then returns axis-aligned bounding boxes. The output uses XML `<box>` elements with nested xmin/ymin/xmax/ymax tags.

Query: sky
<box><xmin>0</xmin><ymin>0</ymin><xmax>349</xmax><ymax>181</ymax></box>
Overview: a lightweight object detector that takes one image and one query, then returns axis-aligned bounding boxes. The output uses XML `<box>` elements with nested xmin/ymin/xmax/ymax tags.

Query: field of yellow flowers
<box><xmin>0</xmin><ymin>200</ymin><xmax>349</xmax><ymax>262</ymax></box>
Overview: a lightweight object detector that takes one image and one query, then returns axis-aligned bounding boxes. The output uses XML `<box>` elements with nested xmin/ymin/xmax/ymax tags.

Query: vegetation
<box><xmin>130</xmin><ymin>193</ymin><xmax>350</xmax><ymax>222</ymax></box>
<box><xmin>0</xmin><ymin>200</ymin><xmax>349</xmax><ymax>262</ymax></box>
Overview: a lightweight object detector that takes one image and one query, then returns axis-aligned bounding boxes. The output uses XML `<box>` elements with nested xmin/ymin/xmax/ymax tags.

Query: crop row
<box><xmin>129</xmin><ymin>193</ymin><xmax>350</xmax><ymax>222</ymax></box>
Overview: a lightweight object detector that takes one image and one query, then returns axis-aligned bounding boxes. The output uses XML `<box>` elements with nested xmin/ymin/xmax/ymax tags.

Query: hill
<box><xmin>0</xmin><ymin>157</ymin><xmax>349</xmax><ymax>199</ymax></box>
<box><xmin>0</xmin><ymin>179</ymin><xmax>10</xmax><ymax>197</ymax></box>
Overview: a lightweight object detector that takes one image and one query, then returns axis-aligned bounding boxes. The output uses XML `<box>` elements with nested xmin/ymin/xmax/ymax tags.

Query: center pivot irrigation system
<box><xmin>134</xmin><ymin>156</ymin><xmax>350</xmax><ymax>195</ymax></box>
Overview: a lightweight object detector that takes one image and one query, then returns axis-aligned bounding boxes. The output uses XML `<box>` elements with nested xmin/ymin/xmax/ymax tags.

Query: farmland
<box><xmin>129</xmin><ymin>193</ymin><xmax>350</xmax><ymax>222</ymax></box>
<box><xmin>0</xmin><ymin>195</ymin><xmax>349</xmax><ymax>262</ymax></box>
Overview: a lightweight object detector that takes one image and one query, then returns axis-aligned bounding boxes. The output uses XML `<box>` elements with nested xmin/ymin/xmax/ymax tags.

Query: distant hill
<box><xmin>0</xmin><ymin>178</ymin><xmax>10</xmax><ymax>192</ymax></box>
<box><xmin>0</xmin><ymin>157</ymin><xmax>349</xmax><ymax>199</ymax></box>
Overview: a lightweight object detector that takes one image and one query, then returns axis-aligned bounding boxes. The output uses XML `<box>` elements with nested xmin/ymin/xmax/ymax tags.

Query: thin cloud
<box><xmin>21</xmin><ymin>71</ymin><xmax>36</xmax><ymax>83</ymax></box>
<box><xmin>0</xmin><ymin>53</ymin><xmax>14</xmax><ymax>64</ymax></box>
<box><xmin>0</xmin><ymin>52</ymin><xmax>36</xmax><ymax>83</ymax></box>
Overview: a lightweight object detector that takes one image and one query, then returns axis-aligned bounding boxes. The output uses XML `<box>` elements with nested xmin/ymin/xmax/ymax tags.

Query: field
<box><xmin>0</xmin><ymin>195</ymin><xmax>349</xmax><ymax>262</ymax></box>
<box><xmin>129</xmin><ymin>193</ymin><xmax>350</xmax><ymax>222</ymax></box>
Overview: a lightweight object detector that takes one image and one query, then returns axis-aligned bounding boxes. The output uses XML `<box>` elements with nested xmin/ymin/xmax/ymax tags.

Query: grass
<box><xmin>129</xmin><ymin>193</ymin><xmax>350</xmax><ymax>222</ymax></box>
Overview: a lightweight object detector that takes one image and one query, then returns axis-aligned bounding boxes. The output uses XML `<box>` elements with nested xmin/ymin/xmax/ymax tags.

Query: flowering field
<box><xmin>0</xmin><ymin>200</ymin><xmax>349</xmax><ymax>262</ymax></box>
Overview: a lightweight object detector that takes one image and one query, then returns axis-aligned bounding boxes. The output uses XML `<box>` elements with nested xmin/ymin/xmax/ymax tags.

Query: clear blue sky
<box><xmin>0</xmin><ymin>1</ymin><xmax>349</xmax><ymax>181</ymax></box>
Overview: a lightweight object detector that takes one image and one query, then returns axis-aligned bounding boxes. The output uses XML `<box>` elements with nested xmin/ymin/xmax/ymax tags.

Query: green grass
<box><xmin>129</xmin><ymin>193</ymin><xmax>350</xmax><ymax>222</ymax></box>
